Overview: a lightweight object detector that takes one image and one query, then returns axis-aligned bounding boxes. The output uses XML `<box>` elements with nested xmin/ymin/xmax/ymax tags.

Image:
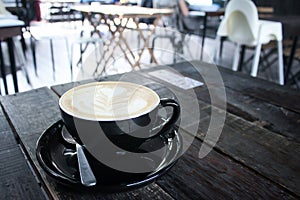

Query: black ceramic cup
<box><xmin>59</xmin><ymin>81</ymin><xmax>180</xmax><ymax>152</ymax></box>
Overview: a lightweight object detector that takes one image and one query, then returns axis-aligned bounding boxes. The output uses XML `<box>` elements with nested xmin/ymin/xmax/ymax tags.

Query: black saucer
<box><xmin>36</xmin><ymin>120</ymin><xmax>182</xmax><ymax>192</ymax></box>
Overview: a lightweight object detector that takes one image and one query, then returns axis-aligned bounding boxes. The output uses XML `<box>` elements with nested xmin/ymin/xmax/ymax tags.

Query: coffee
<box><xmin>59</xmin><ymin>82</ymin><xmax>160</xmax><ymax>121</ymax></box>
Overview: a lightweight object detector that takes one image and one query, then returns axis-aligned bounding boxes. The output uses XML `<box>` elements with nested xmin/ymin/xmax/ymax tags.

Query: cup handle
<box><xmin>156</xmin><ymin>98</ymin><xmax>180</xmax><ymax>137</ymax></box>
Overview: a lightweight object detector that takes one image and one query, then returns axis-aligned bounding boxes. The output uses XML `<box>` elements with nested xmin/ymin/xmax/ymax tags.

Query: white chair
<box><xmin>215</xmin><ymin>0</ymin><xmax>284</xmax><ymax>85</ymax></box>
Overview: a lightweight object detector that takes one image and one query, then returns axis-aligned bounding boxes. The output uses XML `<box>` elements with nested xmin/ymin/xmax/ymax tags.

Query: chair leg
<box><xmin>213</xmin><ymin>36</ymin><xmax>221</xmax><ymax>62</ymax></box>
<box><xmin>219</xmin><ymin>37</ymin><xmax>225</xmax><ymax>58</ymax></box>
<box><xmin>170</xmin><ymin>33</ymin><xmax>177</xmax><ymax>63</ymax></box>
<box><xmin>251</xmin><ymin>43</ymin><xmax>262</xmax><ymax>77</ymax></box>
<box><xmin>232</xmin><ymin>43</ymin><xmax>241</xmax><ymax>71</ymax></box>
<box><xmin>7</xmin><ymin>38</ymin><xmax>18</xmax><ymax>93</ymax></box>
<box><xmin>22</xmin><ymin>64</ymin><xmax>31</xmax><ymax>85</ymax></box>
<box><xmin>49</xmin><ymin>39</ymin><xmax>55</xmax><ymax>80</ymax></box>
<box><xmin>238</xmin><ymin>45</ymin><xmax>246</xmax><ymax>71</ymax></box>
<box><xmin>20</xmin><ymin>34</ymin><xmax>27</xmax><ymax>58</ymax></box>
<box><xmin>70</xmin><ymin>43</ymin><xmax>74</xmax><ymax>80</ymax></box>
<box><xmin>30</xmin><ymin>36</ymin><xmax>38</xmax><ymax>76</ymax></box>
<box><xmin>0</xmin><ymin>42</ymin><xmax>8</xmax><ymax>94</ymax></box>
<box><xmin>277</xmin><ymin>40</ymin><xmax>284</xmax><ymax>85</ymax></box>
<box><xmin>64</xmin><ymin>38</ymin><xmax>71</xmax><ymax>80</ymax></box>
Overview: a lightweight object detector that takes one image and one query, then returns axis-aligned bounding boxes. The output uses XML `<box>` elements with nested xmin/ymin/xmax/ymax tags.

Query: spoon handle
<box><xmin>76</xmin><ymin>144</ymin><xmax>97</xmax><ymax>186</ymax></box>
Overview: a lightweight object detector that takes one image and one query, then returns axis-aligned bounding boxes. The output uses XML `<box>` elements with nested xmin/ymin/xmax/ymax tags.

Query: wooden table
<box><xmin>0</xmin><ymin>60</ymin><xmax>299</xmax><ymax>199</ymax></box>
<box><xmin>0</xmin><ymin>18</ymin><xmax>24</xmax><ymax>94</ymax></box>
<box><xmin>72</xmin><ymin>5</ymin><xmax>173</xmax><ymax>75</ymax></box>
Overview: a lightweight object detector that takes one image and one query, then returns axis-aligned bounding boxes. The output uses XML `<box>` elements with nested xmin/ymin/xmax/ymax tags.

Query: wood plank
<box><xmin>184</xmin><ymin>110</ymin><xmax>300</xmax><ymax>197</ymax></box>
<box><xmin>0</xmin><ymin>87</ymin><xmax>174</xmax><ymax>199</ymax></box>
<box><xmin>156</xmin><ymin>130</ymin><xmax>296</xmax><ymax>200</ymax></box>
<box><xmin>142</xmin><ymin>62</ymin><xmax>300</xmax><ymax>141</ymax></box>
<box><xmin>0</xmin><ymin>107</ymin><xmax>17</xmax><ymax>151</ymax></box>
<box><xmin>134</xmin><ymin>67</ymin><xmax>300</xmax><ymax>196</ymax></box>
<box><xmin>0</xmin><ymin>107</ymin><xmax>45</xmax><ymax>199</ymax></box>
<box><xmin>195</xmin><ymin>86</ymin><xmax>300</xmax><ymax>142</ymax></box>
<box><xmin>0</xmin><ymin>147</ymin><xmax>46</xmax><ymax>200</ymax></box>
<box><xmin>0</xmin><ymin>106</ymin><xmax>12</xmax><ymax>132</ymax></box>
<box><xmin>174</xmin><ymin>60</ymin><xmax>300</xmax><ymax>113</ymax></box>
<box><xmin>0</xmin><ymin>130</ymin><xmax>17</xmax><ymax>152</ymax></box>
<box><xmin>0</xmin><ymin>87</ymin><xmax>61</xmax><ymax>137</ymax></box>
<box><xmin>223</xmin><ymin>89</ymin><xmax>300</xmax><ymax>142</ymax></box>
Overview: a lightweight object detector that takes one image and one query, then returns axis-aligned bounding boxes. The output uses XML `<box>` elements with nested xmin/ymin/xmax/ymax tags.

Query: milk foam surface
<box><xmin>59</xmin><ymin>82</ymin><xmax>159</xmax><ymax>121</ymax></box>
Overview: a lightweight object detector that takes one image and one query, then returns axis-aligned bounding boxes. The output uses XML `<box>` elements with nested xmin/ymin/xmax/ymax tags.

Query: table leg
<box><xmin>30</xmin><ymin>33</ymin><xmax>38</xmax><ymax>76</ymax></box>
<box><xmin>91</xmin><ymin>14</ymin><xmax>162</xmax><ymax>75</ymax></box>
<box><xmin>0</xmin><ymin>42</ymin><xmax>8</xmax><ymax>94</ymax></box>
<box><xmin>131</xmin><ymin>17</ymin><xmax>159</xmax><ymax>67</ymax></box>
<box><xmin>116</xmin><ymin>18</ymin><xmax>139</xmax><ymax>68</ymax></box>
<box><xmin>93</xmin><ymin>16</ymin><xmax>130</xmax><ymax>75</ymax></box>
<box><xmin>7</xmin><ymin>38</ymin><xmax>19</xmax><ymax>93</ymax></box>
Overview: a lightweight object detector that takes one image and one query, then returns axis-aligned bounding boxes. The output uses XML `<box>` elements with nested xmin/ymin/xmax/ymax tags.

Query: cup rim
<box><xmin>59</xmin><ymin>81</ymin><xmax>160</xmax><ymax>121</ymax></box>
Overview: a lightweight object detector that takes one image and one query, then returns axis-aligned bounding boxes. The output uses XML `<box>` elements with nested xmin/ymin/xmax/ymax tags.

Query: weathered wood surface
<box><xmin>193</xmin><ymin>111</ymin><xmax>300</xmax><ymax>196</ymax></box>
<box><xmin>0</xmin><ymin>88</ymin><xmax>174</xmax><ymax>200</ymax></box>
<box><xmin>194</xmin><ymin>85</ymin><xmax>300</xmax><ymax>141</ymax></box>
<box><xmin>157</xmin><ymin>130</ymin><xmax>296</xmax><ymax>200</ymax></box>
<box><xmin>0</xmin><ymin>107</ymin><xmax>17</xmax><ymax>151</ymax></box>
<box><xmin>138</xmin><ymin>66</ymin><xmax>300</xmax><ymax>196</ymax></box>
<box><xmin>52</xmin><ymin>75</ymin><xmax>300</xmax><ymax>198</ymax></box>
<box><xmin>2</xmin><ymin>85</ymin><xmax>295</xmax><ymax>199</ymax></box>
<box><xmin>176</xmin><ymin>60</ymin><xmax>300</xmax><ymax>113</ymax></box>
<box><xmin>0</xmin><ymin>107</ymin><xmax>45</xmax><ymax>199</ymax></box>
<box><xmin>159</xmin><ymin>61</ymin><xmax>300</xmax><ymax>141</ymax></box>
<box><xmin>1</xmin><ymin>61</ymin><xmax>300</xmax><ymax>199</ymax></box>
<box><xmin>52</xmin><ymin>67</ymin><xmax>300</xmax><ymax>197</ymax></box>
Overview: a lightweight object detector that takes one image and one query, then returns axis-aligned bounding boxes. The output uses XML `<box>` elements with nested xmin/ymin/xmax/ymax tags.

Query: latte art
<box><xmin>59</xmin><ymin>82</ymin><xmax>160</xmax><ymax>121</ymax></box>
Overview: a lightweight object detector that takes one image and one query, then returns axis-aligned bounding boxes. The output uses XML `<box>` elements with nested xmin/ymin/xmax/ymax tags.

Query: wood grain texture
<box><xmin>0</xmin><ymin>108</ymin><xmax>45</xmax><ymax>199</ymax></box>
<box><xmin>0</xmin><ymin>106</ymin><xmax>12</xmax><ymax>132</ymax></box>
<box><xmin>194</xmin><ymin>112</ymin><xmax>300</xmax><ymax>196</ymax></box>
<box><xmin>53</xmin><ymin>73</ymin><xmax>299</xmax><ymax>198</ymax></box>
<box><xmin>150</xmin><ymin>61</ymin><xmax>300</xmax><ymax>139</ymax></box>
<box><xmin>180</xmin><ymin>60</ymin><xmax>300</xmax><ymax>113</ymax></box>
<box><xmin>1</xmin><ymin>62</ymin><xmax>299</xmax><ymax>199</ymax></box>
<box><xmin>194</xmin><ymin>86</ymin><xmax>300</xmax><ymax>142</ymax></box>
<box><xmin>0</xmin><ymin>87</ymin><xmax>61</xmax><ymax>136</ymax></box>
<box><xmin>165</xmin><ymin>61</ymin><xmax>300</xmax><ymax>140</ymax></box>
<box><xmin>138</xmin><ymin>65</ymin><xmax>300</xmax><ymax>196</ymax></box>
<box><xmin>0</xmin><ymin>147</ymin><xmax>45</xmax><ymax>200</ymax></box>
<box><xmin>156</xmin><ymin>130</ymin><xmax>296</xmax><ymax>200</ymax></box>
<box><xmin>0</xmin><ymin>87</ymin><xmax>174</xmax><ymax>200</ymax></box>
<box><xmin>0</xmin><ymin>107</ymin><xmax>17</xmax><ymax>151</ymax></box>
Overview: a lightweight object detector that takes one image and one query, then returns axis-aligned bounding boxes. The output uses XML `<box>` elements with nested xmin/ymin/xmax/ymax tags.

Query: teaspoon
<box><xmin>61</xmin><ymin>127</ymin><xmax>97</xmax><ymax>187</ymax></box>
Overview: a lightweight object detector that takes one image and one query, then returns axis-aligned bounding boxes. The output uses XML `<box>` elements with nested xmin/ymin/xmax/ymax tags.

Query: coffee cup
<box><xmin>59</xmin><ymin>81</ymin><xmax>180</xmax><ymax>152</ymax></box>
